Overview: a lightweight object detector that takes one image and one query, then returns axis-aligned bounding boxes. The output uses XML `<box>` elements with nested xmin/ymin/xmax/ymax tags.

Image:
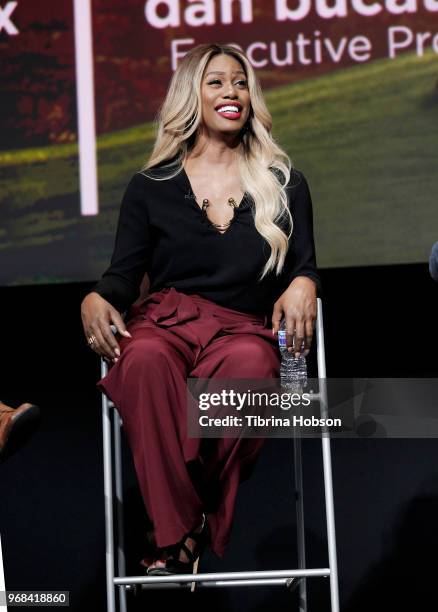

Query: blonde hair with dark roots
<box><xmin>141</xmin><ymin>43</ymin><xmax>294</xmax><ymax>280</ymax></box>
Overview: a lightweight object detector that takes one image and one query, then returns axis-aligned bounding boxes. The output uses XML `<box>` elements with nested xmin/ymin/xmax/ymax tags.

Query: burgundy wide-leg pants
<box><xmin>97</xmin><ymin>287</ymin><xmax>280</xmax><ymax>558</ymax></box>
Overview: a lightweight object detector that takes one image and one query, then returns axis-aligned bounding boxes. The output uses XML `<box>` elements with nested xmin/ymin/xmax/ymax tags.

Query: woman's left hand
<box><xmin>272</xmin><ymin>276</ymin><xmax>317</xmax><ymax>357</ymax></box>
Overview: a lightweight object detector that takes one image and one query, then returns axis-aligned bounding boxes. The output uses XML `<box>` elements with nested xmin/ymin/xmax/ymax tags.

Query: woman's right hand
<box><xmin>81</xmin><ymin>292</ymin><xmax>131</xmax><ymax>362</ymax></box>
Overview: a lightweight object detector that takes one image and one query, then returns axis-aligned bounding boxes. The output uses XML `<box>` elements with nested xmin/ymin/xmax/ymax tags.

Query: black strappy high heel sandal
<box><xmin>147</xmin><ymin>514</ymin><xmax>210</xmax><ymax>592</ymax></box>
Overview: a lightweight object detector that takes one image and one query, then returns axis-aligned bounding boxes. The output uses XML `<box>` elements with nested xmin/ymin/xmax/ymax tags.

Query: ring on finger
<box><xmin>87</xmin><ymin>334</ymin><xmax>97</xmax><ymax>346</ymax></box>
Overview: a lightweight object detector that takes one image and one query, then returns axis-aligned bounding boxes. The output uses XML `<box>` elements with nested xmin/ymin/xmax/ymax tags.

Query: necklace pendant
<box><xmin>198</xmin><ymin>196</ymin><xmax>238</xmax><ymax>233</ymax></box>
<box><xmin>213</xmin><ymin>221</ymin><xmax>231</xmax><ymax>230</ymax></box>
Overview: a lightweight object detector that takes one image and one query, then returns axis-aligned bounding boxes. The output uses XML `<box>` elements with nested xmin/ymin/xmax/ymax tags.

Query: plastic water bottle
<box><xmin>278</xmin><ymin>319</ymin><xmax>308</xmax><ymax>392</ymax></box>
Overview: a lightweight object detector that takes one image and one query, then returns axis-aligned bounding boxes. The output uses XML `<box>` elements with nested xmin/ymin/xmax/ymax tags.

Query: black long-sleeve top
<box><xmin>92</xmin><ymin>159</ymin><xmax>321</xmax><ymax>317</ymax></box>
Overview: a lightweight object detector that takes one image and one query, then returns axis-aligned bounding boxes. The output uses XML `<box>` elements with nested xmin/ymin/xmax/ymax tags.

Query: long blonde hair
<box><xmin>141</xmin><ymin>43</ymin><xmax>294</xmax><ymax>280</ymax></box>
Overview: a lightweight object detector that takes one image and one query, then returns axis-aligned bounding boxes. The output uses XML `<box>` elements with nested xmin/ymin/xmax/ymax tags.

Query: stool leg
<box><xmin>316</xmin><ymin>300</ymin><xmax>340</xmax><ymax>612</ymax></box>
<box><xmin>294</xmin><ymin>433</ymin><xmax>307</xmax><ymax>612</ymax></box>
<box><xmin>114</xmin><ymin>412</ymin><xmax>127</xmax><ymax>612</ymax></box>
<box><xmin>322</xmin><ymin>432</ymin><xmax>340</xmax><ymax>612</ymax></box>
<box><xmin>0</xmin><ymin>533</ymin><xmax>7</xmax><ymax>612</ymax></box>
<box><xmin>102</xmin><ymin>360</ymin><xmax>116</xmax><ymax>612</ymax></box>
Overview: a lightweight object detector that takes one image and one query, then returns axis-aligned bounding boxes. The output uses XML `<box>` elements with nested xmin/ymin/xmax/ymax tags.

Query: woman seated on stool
<box><xmin>80</xmin><ymin>42</ymin><xmax>320</xmax><ymax>579</ymax></box>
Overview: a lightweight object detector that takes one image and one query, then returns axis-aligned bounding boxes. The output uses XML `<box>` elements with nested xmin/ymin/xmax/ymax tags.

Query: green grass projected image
<box><xmin>0</xmin><ymin>49</ymin><xmax>437</xmax><ymax>285</ymax></box>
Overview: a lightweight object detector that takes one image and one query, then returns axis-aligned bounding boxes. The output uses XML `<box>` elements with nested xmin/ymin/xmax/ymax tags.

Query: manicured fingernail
<box><xmin>124</xmin><ymin>331</ymin><xmax>132</xmax><ymax>338</ymax></box>
<box><xmin>113</xmin><ymin>357</ymin><xmax>119</xmax><ymax>363</ymax></box>
<box><xmin>114</xmin><ymin>348</ymin><xmax>120</xmax><ymax>356</ymax></box>
<box><xmin>272</xmin><ymin>329</ymin><xmax>275</xmax><ymax>336</ymax></box>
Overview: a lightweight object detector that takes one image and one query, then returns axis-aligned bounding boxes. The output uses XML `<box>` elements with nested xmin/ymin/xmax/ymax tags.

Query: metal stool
<box><xmin>101</xmin><ymin>297</ymin><xmax>339</xmax><ymax>611</ymax></box>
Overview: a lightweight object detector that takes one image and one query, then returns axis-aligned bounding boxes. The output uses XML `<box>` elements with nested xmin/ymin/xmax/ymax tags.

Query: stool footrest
<box><xmin>114</xmin><ymin>567</ymin><xmax>330</xmax><ymax>589</ymax></box>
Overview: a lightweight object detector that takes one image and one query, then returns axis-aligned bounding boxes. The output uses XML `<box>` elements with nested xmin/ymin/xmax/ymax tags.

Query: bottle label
<box><xmin>278</xmin><ymin>329</ymin><xmax>287</xmax><ymax>349</ymax></box>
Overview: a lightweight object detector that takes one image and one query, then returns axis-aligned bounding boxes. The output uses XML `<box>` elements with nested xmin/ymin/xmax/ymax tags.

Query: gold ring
<box><xmin>88</xmin><ymin>335</ymin><xmax>97</xmax><ymax>345</ymax></box>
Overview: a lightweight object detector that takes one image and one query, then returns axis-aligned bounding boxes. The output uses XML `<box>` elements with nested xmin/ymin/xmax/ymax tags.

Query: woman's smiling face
<box><xmin>200</xmin><ymin>53</ymin><xmax>251</xmax><ymax>135</ymax></box>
